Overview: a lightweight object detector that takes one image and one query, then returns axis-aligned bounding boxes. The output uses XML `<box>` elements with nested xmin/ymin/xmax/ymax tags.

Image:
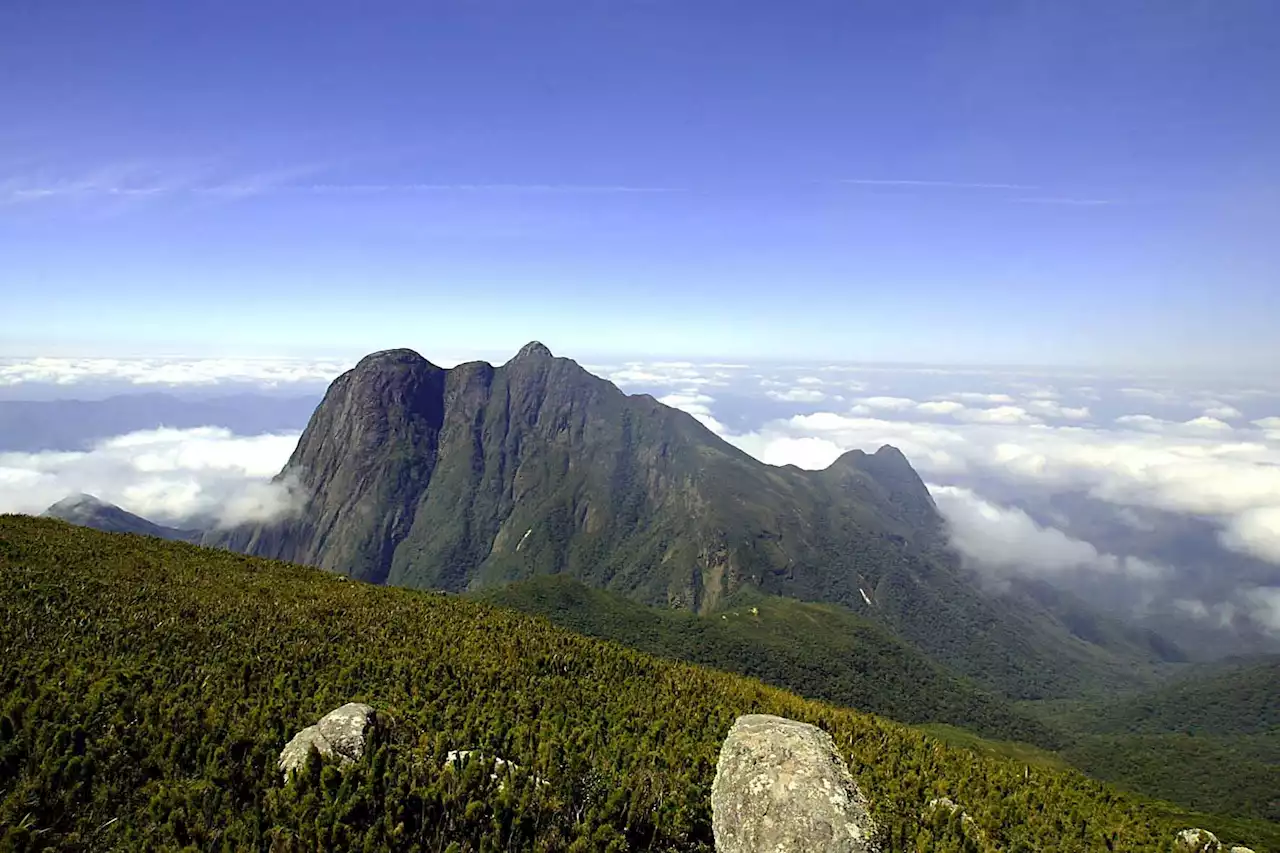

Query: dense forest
<box><xmin>475</xmin><ymin>576</ymin><xmax>1061</xmax><ymax>749</ymax></box>
<box><xmin>1023</xmin><ymin>658</ymin><xmax>1280</xmax><ymax>825</ymax></box>
<box><xmin>2</xmin><ymin>516</ymin><xmax>1276</xmax><ymax>851</ymax></box>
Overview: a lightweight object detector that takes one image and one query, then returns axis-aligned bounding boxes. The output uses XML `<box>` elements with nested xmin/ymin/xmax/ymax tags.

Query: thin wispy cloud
<box><xmin>1015</xmin><ymin>197</ymin><xmax>1119</xmax><ymax>206</ymax></box>
<box><xmin>839</xmin><ymin>178</ymin><xmax>1126</xmax><ymax>206</ymax></box>
<box><xmin>297</xmin><ymin>183</ymin><xmax>685</xmax><ymax>194</ymax></box>
<box><xmin>839</xmin><ymin>178</ymin><xmax>1040</xmax><ymax>191</ymax></box>
<box><xmin>0</xmin><ymin>163</ymin><xmax>685</xmax><ymax>206</ymax></box>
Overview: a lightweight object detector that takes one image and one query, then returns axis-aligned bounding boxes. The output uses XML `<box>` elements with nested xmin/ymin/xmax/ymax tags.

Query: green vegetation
<box><xmin>1018</xmin><ymin>657</ymin><xmax>1280</xmax><ymax>825</ymax></box>
<box><xmin>1064</xmin><ymin>657</ymin><xmax>1280</xmax><ymax>737</ymax></box>
<box><xmin>476</xmin><ymin>575</ymin><xmax>1062</xmax><ymax>749</ymax></box>
<box><xmin>910</xmin><ymin>724</ymin><xmax>1070</xmax><ymax>771</ymax></box>
<box><xmin>1062</xmin><ymin>733</ymin><xmax>1280</xmax><ymax>824</ymax></box>
<box><xmin>3</xmin><ymin>516</ymin><xmax>1270</xmax><ymax>851</ymax></box>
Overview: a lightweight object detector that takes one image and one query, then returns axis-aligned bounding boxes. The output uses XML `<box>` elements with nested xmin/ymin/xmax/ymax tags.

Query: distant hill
<box><xmin>209</xmin><ymin>342</ymin><xmax>1178</xmax><ymax>700</ymax></box>
<box><xmin>42</xmin><ymin>493</ymin><xmax>201</xmax><ymax>542</ymax></box>
<box><xmin>4</xmin><ymin>515</ymin><xmax>1274</xmax><ymax>852</ymax></box>
<box><xmin>476</xmin><ymin>574</ymin><xmax>1063</xmax><ymax>748</ymax></box>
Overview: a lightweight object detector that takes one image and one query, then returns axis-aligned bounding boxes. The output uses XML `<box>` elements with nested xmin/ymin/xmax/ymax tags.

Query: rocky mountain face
<box><xmin>209</xmin><ymin>342</ymin><xmax>1175</xmax><ymax>698</ymax></box>
<box><xmin>43</xmin><ymin>494</ymin><xmax>201</xmax><ymax>543</ymax></box>
<box><xmin>211</xmin><ymin>342</ymin><xmax>941</xmax><ymax>609</ymax></box>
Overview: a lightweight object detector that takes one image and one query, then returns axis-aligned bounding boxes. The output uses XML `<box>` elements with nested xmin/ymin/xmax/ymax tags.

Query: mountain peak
<box><xmin>47</xmin><ymin>493</ymin><xmax>110</xmax><ymax>512</ymax></box>
<box><xmin>511</xmin><ymin>341</ymin><xmax>554</xmax><ymax>362</ymax></box>
<box><xmin>351</xmin><ymin>348</ymin><xmax>434</xmax><ymax>372</ymax></box>
<box><xmin>42</xmin><ymin>494</ymin><xmax>199</xmax><ymax>542</ymax></box>
<box><xmin>872</xmin><ymin>444</ymin><xmax>914</xmax><ymax>471</ymax></box>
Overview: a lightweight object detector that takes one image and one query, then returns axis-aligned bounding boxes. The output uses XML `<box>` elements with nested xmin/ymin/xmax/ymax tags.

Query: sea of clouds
<box><xmin>2</xmin><ymin>353</ymin><xmax>1278</xmax><ymax>639</ymax></box>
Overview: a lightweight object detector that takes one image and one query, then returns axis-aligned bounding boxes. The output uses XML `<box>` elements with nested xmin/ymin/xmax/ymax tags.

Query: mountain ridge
<box><xmin>204</xmin><ymin>342</ymin><xmax>1177</xmax><ymax>700</ymax></box>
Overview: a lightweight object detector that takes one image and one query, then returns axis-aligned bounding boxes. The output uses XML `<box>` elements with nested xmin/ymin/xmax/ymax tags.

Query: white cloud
<box><xmin>796</xmin><ymin>376</ymin><xmax>824</xmax><ymax>386</ymax></box>
<box><xmin>916</xmin><ymin>401</ymin><xmax>966</xmax><ymax>415</ymax></box>
<box><xmin>0</xmin><ymin>427</ymin><xmax>302</xmax><ymax>526</ymax></box>
<box><xmin>766</xmin><ymin>388</ymin><xmax>827</xmax><ymax>403</ymax></box>
<box><xmin>657</xmin><ymin>392</ymin><xmax>728</xmax><ymax>435</ymax></box>
<box><xmin>1114</xmin><ymin>414</ymin><xmax>1163</xmax><ymax>430</ymax></box>
<box><xmin>0</xmin><ymin>356</ymin><xmax>352</xmax><ymax>387</ymax></box>
<box><xmin>1119</xmin><ymin>387</ymin><xmax>1179</xmax><ymax>403</ymax></box>
<box><xmin>607</xmin><ymin>362</ymin><xmax>721</xmax><ymax>388</ymax></box>
<box><xmin>1025</xmin><ymin>388</ymin><xmax>1061</xmax><ymax>400</ymax></box>
<box><xmin>1184</xmin><ymin>416</ymin><xmax>1234</xmax><ymax>432</ymax></box>
<box><xmin>1172</xmin><ymin>598</ymin><xmax>1238</xmax><ymax>629</ymax></box>
<box><xmin>929</xmin><ymin>484</ymin><xmax>1166</xmax><ymax>580</ymax></box>
<box><xmin>855</xmin><ymin>396</ymin><xmax>919</xmax><ymax>411</ymax></box>
<box><xmin>1220</xmin><ymin>507</ymin><xmax>1280</xmax><ymax>564</ymax></box>
<box><xmin>953</xmin><ymin>406</ymin><xmax>1041</xmax><ymax>425</ymax></box>
<box><xmin>1202</xmin><ymin>403</ymin><xmax>1244</xmax><ymax>420</ymax></box>
<box><xmin>1173</xmin><ymin>587</ymin><xmax>1280</xmax><ymax>634</ymax></box>
<box><xmin>943</xmin><ymin>392</ymin><xmax>1016</xmax><ymax>404</ymax></box>
<box><xmin>1027</xmin><ymin>400</ymin><xmax>1090</xmax><ymax>419</ymax></box>
<box><xmin>1116</xmin><ymin>414</ymin><xmax>1237</xmax><ymax>435</ymax></box>
<box><xmin>722</xmin><ymin>407</ymin><xmax>1280</xmax><ymax>565</ymax></box>
<box><xmin>1254</xmin><ymin>417</ymin><xmax>1280</xmax><ymax>430</ymax></box>
<box><xmin>1247</xmin><ymin>587</ymin><xmax>1280</xmax><ymax>632</ymax></box>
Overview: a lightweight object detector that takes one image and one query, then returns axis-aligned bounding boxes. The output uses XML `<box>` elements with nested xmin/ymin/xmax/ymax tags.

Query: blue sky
<box><xmin>1</xmin><ymin>0</ymin><xmax>1277</xmax><ymax>366</ymax></box>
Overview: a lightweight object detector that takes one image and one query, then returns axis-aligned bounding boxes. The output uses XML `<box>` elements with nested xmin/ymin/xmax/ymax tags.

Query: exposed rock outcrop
<box><xmin>279</xmin><ymin>703</ymin><xmax>376</xmax><ymax>778</ymax></box>
<box><xmin>711</xmin><ymin>714</ymin><xmax>879</xmax><ymax>853</ymax></box>
<box><xmin>1175</xmin><ymin>828</ymin><xmax>1222</xmax><ymax>852</ymax></box>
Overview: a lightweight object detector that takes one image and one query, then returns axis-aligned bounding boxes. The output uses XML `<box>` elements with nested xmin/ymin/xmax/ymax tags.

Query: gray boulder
<box><xmin>1175</xmin><ymin>829</ymin><xmax>1222</xmax><ymax>852</ymax></box>
<box><xmin>279</xmin><ymin>725</ymin><xmax>333</xmax><ymax>777</ymax></box>
<box><xmin>711</xmin><ymin>714</ymin><xmax>879</xmax><ymax>853</ymax></box>
<box><xmin>317</xmin><ymin>702</ymin><xmax>376</xmax><ymax>760</ymax></box>
<box><xmin>279</xmin><ymin>702</ymin><xmax>377</xmax><ymax>779</ymax></box>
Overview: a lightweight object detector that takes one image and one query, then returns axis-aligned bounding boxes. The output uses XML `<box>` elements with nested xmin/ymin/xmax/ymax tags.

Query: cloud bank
<box><xmin>0</xmin><ymin>427</ymin><xmax>302</xmax><ymax>527</ymax></box>
<box><xmin>929</xmin><ymin>484</ymin><xmax>1166</xmax><ymax>582</ymax></box>
<box><xmin>0</xmin><ymin>357</ymin><xmax>353</xmax><ymax>387</ymax></box>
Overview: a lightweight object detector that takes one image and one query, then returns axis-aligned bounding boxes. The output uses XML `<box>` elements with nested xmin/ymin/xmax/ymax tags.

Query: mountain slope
<box><xmin>42</xmin><ymin>493</ymin><xmax>201</xmax><ymax>542</ymax></box>
<box><xmin>4</xmin><ymin>515</ymin><xmax>1274</xmax><ymax>852</ymax></box>
<box><xmin>209</xmin><ymin>343</ymin><xmax>1173</xmax><ymax>699</ymax></box>
<box><xmin>1026</xmin><ymin>657</ymin><xmax>1280</xmax><ymax>822</ymax></box>
<box><xmin>475</xmin><ymin>575</ymin><xmax>1063</xmax><ymax>748</ymax></box>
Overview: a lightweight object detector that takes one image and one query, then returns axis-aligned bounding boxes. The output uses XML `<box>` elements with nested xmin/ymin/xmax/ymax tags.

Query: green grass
<box><xmin>3</xmin><ymin>515</ymin><xmax>1273</xmax><ymax>851</ymax></box>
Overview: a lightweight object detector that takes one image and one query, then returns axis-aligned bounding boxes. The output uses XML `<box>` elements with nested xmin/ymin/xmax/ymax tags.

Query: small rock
<box><xmin>1175</xmin><ymin>828</ymin><xmax>1222</xmax><ymax>852</ymax></box>
<box><xmin>279</xmin><ymin>702</ymin><xmax>377</xmax><ymax>779</ymax></box>
<box><xmin>711</xmin><ymin>714</ymin><xmax>879</xmax><ymax>853</ymax></box>
<box><xmin>1228</xmin><ymin>847</ymin><xmax>1256</xmax><ymax>853</ymax></box>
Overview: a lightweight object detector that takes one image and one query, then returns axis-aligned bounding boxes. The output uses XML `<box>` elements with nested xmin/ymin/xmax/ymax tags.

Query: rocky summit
<box><xmin>711</xmin><ymin>714</ymin><xmax>879</xmax><ymax>853</ymax></box>
<box><xmin>207</xmin><ymin>342</ymin><xmax>1177</xmax><ymax>701</ymax></box>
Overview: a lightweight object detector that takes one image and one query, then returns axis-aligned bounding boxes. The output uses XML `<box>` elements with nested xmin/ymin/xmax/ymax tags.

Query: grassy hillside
<box><xmin>475</xmin><ymin>575</ymin><xmax>1063</xmax><ymax>749</ymax></box>
<box><xmin>1</xmin><ymin>516</ymin><xmax>1274</xmax><ymax>852</ymax></box>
